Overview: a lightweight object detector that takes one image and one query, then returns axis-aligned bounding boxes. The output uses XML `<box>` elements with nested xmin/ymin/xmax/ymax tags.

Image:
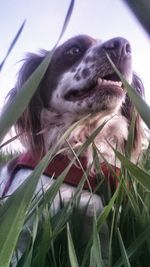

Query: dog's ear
<box><xmin>122</xmin><ymin>73</ymin><xmax>146</xmax><ymax>161</ymax></box>
<box><xmin>7</xmin><ymin>51</ymin><xmax>48</xmax><ymax>158</ymax></box>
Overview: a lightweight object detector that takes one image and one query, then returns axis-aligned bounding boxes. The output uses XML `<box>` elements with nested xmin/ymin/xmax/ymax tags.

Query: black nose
<box><xmin>102</xmin><ymin>37</ymin><xmax>131</xmax><ymax>58</ymax></box>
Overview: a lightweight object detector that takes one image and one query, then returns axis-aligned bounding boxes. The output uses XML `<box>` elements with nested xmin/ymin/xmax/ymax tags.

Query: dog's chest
<box><xmin>95</xmin><ymin>115</ymin><xmax>128</xmax><ymax>165</ymax></box>
<box><xmin>69</xmin><ymin>114</ymin><xmax>128</xmax><ymax>167</ymax></box>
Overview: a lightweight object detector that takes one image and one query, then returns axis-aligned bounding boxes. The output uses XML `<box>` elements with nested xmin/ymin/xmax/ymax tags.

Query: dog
<box><xmin>0</xmin><ymin>35</ymin><xmax>146</xmax><ymax>265</ymax></box>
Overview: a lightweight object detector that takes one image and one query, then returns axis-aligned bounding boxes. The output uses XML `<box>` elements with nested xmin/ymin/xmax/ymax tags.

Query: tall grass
<box><xmin>0</xmin><ymin>1</ymin><xmax>150</xmax><ymax>266</ymax></box>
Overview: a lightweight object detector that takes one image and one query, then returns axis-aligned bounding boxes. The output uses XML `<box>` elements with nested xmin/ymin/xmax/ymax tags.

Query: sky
<box><xmin>0</xmin><ymin>0</ymin><xmax>150</xmax><ymax>111</ymax></box>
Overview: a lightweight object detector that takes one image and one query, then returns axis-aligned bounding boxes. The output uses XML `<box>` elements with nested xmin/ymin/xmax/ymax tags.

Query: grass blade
<box><xmin>31</xmin><ymin>207</ymin><xmax>52</xmax><ymax>267</ymax></box>
<box><xmin>56</xmin><ymin>0</ymin><xmax>75</xmax><ymax>45</ymax></box>
<box><xmin>97</xmin><ymin>182</ymin><xmax>122</xmax><ymax>231</ymax></box>
<box><xmin>0</xmin><ymin>21</ymin><xmax>26</xmax><ymax>72</ymax></box>
<box><xmin>0</xmin><ymin>148</ymin><xmax>56</xmax><ymax>267</ymax></box>
<box><xmin>117</xmin><ymin>228</ymin><xmax>131</xmax><ymax>267</ymax></box>
<box><xmin>81</xmin><ymin>183</ymin><xmax>122</xmax><ymax>267</ymax></box>
<box><xmin>67</xmin><ymin>223</ymin><xmax>79</xmax><ymax>267</ymax></box>
<box><xmin>21</xmin><ymin>212</ymin><xmax>39</xmax><ymax>267</ymax></box>
<box><xmin>124</xmin><ymin>0</ymin><xmax>150</xmax><ymax>36</ymax></box>
<box><xmin>0</xmin><ymin>50</ymin><xmax>52</xmax><ymax>144</ymax></box>
<box><xmin>112</xmin><ymin>148</ymin><xmax>150</xmax><ymax>190</ymax></box>
<box><xmin>114</xmin><ymin>225</ymin><xmax>150</xmax><ymax>267</ymax></box>
<box><xmin>107</xmin><ymin>54</ymin><xmax>150</xmax><ymax>129</ymax></box>
<box><xmin>125</xmin><ymin>108</ymin><xmax>136</xmax><ymax>159</ymax></box>
<box><xmin>0</xmin><ymin>0</ymin><xmax>74</xmax><ymax>144</ymax></box>
<box><xmin>91</xmin><ymin>217</ymin><xmax>105</xmax><ymax>267</ymax></box>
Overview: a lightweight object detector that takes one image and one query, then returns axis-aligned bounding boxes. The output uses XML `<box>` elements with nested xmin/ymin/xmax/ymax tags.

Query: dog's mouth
<box><xmin>65</xmin><ymin>73</ymin><xmax>123</xmax><ymax>101</ymax></box>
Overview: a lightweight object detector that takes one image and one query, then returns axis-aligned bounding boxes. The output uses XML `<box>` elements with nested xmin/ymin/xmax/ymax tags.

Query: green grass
<box><xmin>0</xmin><ymin>0</ymin><xmax>150</xmax><ymax>266</ymax></box>
<box><xmin>0</xmin><ymin>126</ymin><xmax>150</xmax><ymax>267</ymax></box>
<box><xmin>1</xmin><ymin>144</ymin><xmax>149</xmax><ymax>267</ymax></box>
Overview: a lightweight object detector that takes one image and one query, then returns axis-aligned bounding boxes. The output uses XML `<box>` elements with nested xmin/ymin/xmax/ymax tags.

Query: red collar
<box><xmin>3</xmin><ymin>153</ymin><xmax>120</xmax><ymax>196</ymax></box>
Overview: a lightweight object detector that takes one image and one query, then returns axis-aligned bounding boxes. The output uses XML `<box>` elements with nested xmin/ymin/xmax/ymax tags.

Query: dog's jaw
<box><xmin>51</xmin><ymin>74</ymin><xmax>125</xmax><ymax>115</ymax></box>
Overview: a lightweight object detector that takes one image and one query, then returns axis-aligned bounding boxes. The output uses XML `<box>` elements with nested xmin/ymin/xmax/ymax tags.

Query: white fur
<box><xmin>41</xmin><ymin>109</ymin><xmax>128</xmax><ymax>168</ymax></box>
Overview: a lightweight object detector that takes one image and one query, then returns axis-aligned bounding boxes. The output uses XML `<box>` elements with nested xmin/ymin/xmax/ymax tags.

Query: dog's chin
<box><xmin>65</xmin><ymin>83</ymin><xmax>124</xmax><ymax>101</ymax></box>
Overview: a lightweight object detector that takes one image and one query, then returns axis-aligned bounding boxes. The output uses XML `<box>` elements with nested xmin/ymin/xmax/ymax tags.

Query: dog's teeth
<box><xmin>118</xmin><ymin>81</ymin><xmax>122</xmax><ymax>87</ymax></box>
<box><xmin>97</xmin><ymin>78</ymin><xmax>102</xmax><ymax>85</ymax></box>
<box><xmin>97</xmin><ymin>78</ymin><xmax>122</xmax><ymax>87</ymax></box>
<box><xmin>101</xmin><ymin>79</ymin><xmax>107</xmax><ymax>85</ymax></box>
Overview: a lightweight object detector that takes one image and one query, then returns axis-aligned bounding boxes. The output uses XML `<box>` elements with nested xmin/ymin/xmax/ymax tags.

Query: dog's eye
<box><xmin>66</xmin><ymin>46</ymin><xmax>81</xmax><ymax>56</ymax></box>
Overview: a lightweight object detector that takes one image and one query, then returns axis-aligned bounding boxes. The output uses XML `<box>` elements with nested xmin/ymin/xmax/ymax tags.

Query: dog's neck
<box><xmin>41</xmin><ymin>109</ymin><xmax>129</xmax><ymax>168</ymax></box>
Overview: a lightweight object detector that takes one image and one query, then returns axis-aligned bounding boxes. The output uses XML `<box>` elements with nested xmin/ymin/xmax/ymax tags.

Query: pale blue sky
<box><xmin>0</xmin><ymin>0</ymin><xmax>150</xmax><ymax>109</ymax></box>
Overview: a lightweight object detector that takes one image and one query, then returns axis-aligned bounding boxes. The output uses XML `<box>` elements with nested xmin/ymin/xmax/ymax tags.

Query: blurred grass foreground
<box><xmin>0</xmin><ymin>1</ymin><xmax>150</xmax><ymax>267</ymax></box>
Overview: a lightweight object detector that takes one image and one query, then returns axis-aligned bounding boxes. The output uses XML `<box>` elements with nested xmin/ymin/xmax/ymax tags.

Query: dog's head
<box><xmin>48</xmin><ymin>35</ymin><xmax>132</xmax><ymax>114</ymax></box>
<box><xmin>8</xmin><ymin>35</ymin><xmax>145</xmax><ymax>157</ymax></box>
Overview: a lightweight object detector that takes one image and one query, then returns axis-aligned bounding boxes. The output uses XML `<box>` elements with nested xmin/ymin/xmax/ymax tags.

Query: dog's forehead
<box><xmin>64</xmin><ymin>34</ymin><xmax>97</xmax><ymax>45</ymax></box>
<box><xmin>58</xmin><ymin>35</ymin><xmax>98</xmax><ymax>51</ymax></box>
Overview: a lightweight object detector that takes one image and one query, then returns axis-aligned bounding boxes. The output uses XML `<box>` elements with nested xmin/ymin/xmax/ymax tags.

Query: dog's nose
<box><xmin>103</xmin><ymin>37</ymin><xmax>131</xmax><ymax>58</ymax></box>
